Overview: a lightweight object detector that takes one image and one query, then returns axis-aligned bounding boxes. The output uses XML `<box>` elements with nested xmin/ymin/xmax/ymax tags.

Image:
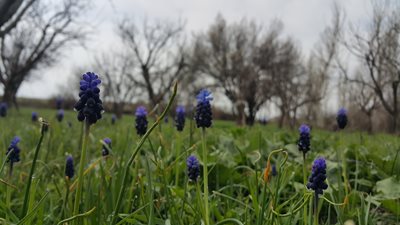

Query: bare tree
<box><xmin>94</xmin><ymin>50</ymin><xmax>139</xmax><ymax>117</ymax></box>
<box><xmin>343</xmin><ymin>2</ymin><xmax>400</xmax><ymax>132</ymax></box>
<box><xmin>305</xmin><ymin>4</ymin><xmax>343</xmax><ymax>124</ymax></box>
<box><xmin>268</xmin><ymin>38</ymin><xmax>310</xmax><ymax>128</ymax></box>
<box><xmin>117</xmin><ymin>18</ymin><xmax>187</xmax><ymax>106</ymax></box>
<box><xmin>191</xmin><ymin>15</ymin><xmax>277</xmax><ymax>125</ymax></box>
<box><xmin>351</xmin><ymin>71</ymin><xmax>379</xmax><ymax>132</ymax></box>
<box><xmin>0</xmin><ymin>0</ymin><xmax>36</xmax><ymax>38</ymax></box>
<box><xmin>0</xmin><ymin>0</ymin><xmax>88</xmax><ymax>108</ymax></box>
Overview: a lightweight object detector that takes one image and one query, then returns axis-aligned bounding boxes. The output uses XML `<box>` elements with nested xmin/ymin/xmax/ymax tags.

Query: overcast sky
<box><xmin>18</xmin><ymin>0</ymin><xmax>371</xmax><ymax>101</ymax></box>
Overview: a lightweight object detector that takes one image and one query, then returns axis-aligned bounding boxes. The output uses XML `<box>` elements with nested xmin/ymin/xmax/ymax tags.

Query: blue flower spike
<box><xmin>187</xmin><ymin>155</ymin><xmax>200</xmax><ymax>182</ymax></box>
<box><xmin>135</xmin><ymin>106</ymin><xmax>148</xmax><ymax>136</ymax></box>
<box><xmin>74</xmin><ymin>72</ymin><xmax>104</xmax><ymax>125</ymax></box>
<box><xmin>195</xmin><ymin>89</ymin><xmax>213</xmax><ymax>128</ymax></box>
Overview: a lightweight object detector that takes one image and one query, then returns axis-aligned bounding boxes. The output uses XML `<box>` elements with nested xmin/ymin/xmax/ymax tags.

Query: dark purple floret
<box><xmin>195</xmin><ymin>89</ymin><xmax>213</xmax><ymax>128</ymax></box>
<box><xmin>104</xmin><ymin>137</ymin><xmax>111</xmax><ymax>145</ymax></box>
<box><xmin>307</xmin><ymin>157</ymin><xmax>328</xmax><ymax>196</ymax></box>
<box><xmin>6</xmin><ymin>136</ymin><xmax>21</xmax><ymax>164</ymax></box>
<box><xmin>272</xmin><ymin>164</ymin><xmax>277</xmax><ymax>177</ymax></box>
<box><xmin>187</xmin><ymin>155</ymin><xmax>200</xmax><ymax>182</ymax></box>
<box><xmin>111</xmin><ymin>114</ymin><xmax>117</xmax><ymax>125</ymax></box>
<box><xmin>65</xmin><ymin>156</ymin><xmax>74</xmax><ymax>179</ymax></box>
<box><xmin>175</xmin><ymin>105</ymin><xmax>185</xmax><ymax>132</ymax></box>
<box><xmin>56</xmin><ymin>97</ymin><xmax>63</xmax><ymax>110</ymax></box>
<box><xmin>135</xmin><ymin>106</ymin><xmax>147</xmax><ymax>117</ymax></box>
<box><xmin>260</xmin><ymin>117</ymin><xmax>268</xmax><ymax>126</ymax></box>
<box><xmin>74</xmin><ymin>72</ymin><xmax>104</xmax><ymax>125</ymax></box>
<box><xmin>135</xmin><ymin>106</ymin><xmax>148</xmax><ymax>136</ymax></box>
<box><xmin>102</xmin><ymin>138</ymin><xmax>112</xmax><ymax>156</ymax></box>
<box><xmin>0</xmin><ymin>102</ymin><xmax>7</xmax><ymax>117</ymax></box>
<box><xmin>32</xmin><ymin>112</ymin><xmax>38</xmax><ymax>122</ymax></box>
<box><xmin>56</xmin><ymin>109</ymin><xmax>64</xmax><ymax>122</ymax></box>
<box><xmin>298</xmin><ymin>124</ymin><xmax>311</xmax><ymax>154</ymax></box>
<box><xmin>336</xmin><ymin>108</ymin><xmax>347</xmax><ymax>129</ymax></box>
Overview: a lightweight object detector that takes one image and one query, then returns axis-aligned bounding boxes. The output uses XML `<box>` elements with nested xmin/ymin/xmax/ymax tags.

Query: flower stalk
<box><xmin>21</xmin><ymin>120</ymin><xmax>48</xmax><ymax>217</ymax></box>
<box><xmin>202</xmin><ymin>128</ymin><xmax>210</xmax><ymax>225</ymax></box>
<box><xmin>73</xmin><ymin>120</ymin><xmax>90</xmax><ymax>219</ymax></box>
<box><xmin>109</xmin><ymin>82</ymin><xmax>177</xmax><ymax>225</ymax></box>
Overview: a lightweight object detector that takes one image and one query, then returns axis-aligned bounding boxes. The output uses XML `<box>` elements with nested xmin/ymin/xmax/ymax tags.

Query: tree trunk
<box><xmin>2</xmin><ymin>83</ymin><xmax>18</xmax><ymax>110</ymax></box>
<box><xmin>235</xmin><ymin>102</ymin><xmax>245</xmax><ymax>126</ymax></box>
<box><xmin>245</xmin><ymin>98</ymin><xmax>257</xmax><ymax>126</ymax></box>
<box><xmin>141</xmin><ymin>65</ymin><xmax>158</xmax><ymax>106</ymax></box>
<box><xmin>390</xmin><ymin>113</ymin><xmax>398</xmax><ymax>133</ymax></box>
<box><xmin>3</xmin><ymin>76</ymin><xmax>24</xmax><ymax>110</ymax></box>
<box><xmin>289</xmin><ymin>109</ymin><xmax>298</xmax><ymax>129</ymax></box>
<box><xmin>113</xmin><ymin>102</ymin><xmax>125</xmax><ymax>118</ymax></box>
<box><xmin>246</xmin><ymin>113</ymin><xmax>255</xmax><ymax>126</ymax></box>
<box><xmin>390</xmin><ymin>80</ymin><xmax>399</xmax><ymax>133</ymax></box>
<box><xmin>278</xmin><ymin>107</ymin><xmax>285</xmax><ymax>128</ymax></box>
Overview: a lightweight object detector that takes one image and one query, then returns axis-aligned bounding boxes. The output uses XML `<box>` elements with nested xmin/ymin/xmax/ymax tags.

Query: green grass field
<box><xmin>0</xmin><ymin>106</ymin><xmax>399</xmax><ymax>225</ymax></box>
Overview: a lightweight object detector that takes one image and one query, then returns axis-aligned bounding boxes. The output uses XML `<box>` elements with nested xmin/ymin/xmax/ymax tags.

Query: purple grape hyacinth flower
<box><xmin>307</xmin><ymin>157</ymin><xmax>328</xmax><ymax>196</ymax></box>
<box><xmin>74</xmin><ymin>72</ymin><xmax>104</xmax><ymax>125</ymax></box>
<box><xmin>65</xmin><ymin>155</ymin><xmax>74</xmax><ymax>179</ymax></box>
<box><xmin>135</xmin><ymin>106</ymin><xmax>148</xmax><ymax>136</ymax></box>
<box><xmin>195</xmin><ymin>89</ymin><xmax>213</xmax><ymax>128</ymax></box>
<box><xmin>57</xmin><ymin>109</ymin><xmax>64</xmax><ymax>122</ymax></box>
<box><xmin>260</xmin><ymin>117</ymin><xmax>268</xmax><ymax>126</ymax></box>
<box><xmin>298</xmin><ymin>124</ymin><xmax>311</xmax><ymax>154</ymax></box>
<box><xmin>175</xmin><ymin>105</ymin><xmax>185</xmax><ymax>132</ymax></box>
<box><xmin>336</xmin><ymin>108</ymin><xmax>348</xmax><ymax>129</ymax></box>
<box><xmin>272</xmin><ymin>164</ymin><xmax>277</xmax><ymax>177</ymax></box>
<box><xmin>187</xmin><ymin>155</ymin><xmax>200</xmax><ymax>182</ymax></box>
<box><xmin>102</xmin><ymin>138</ymin><xmax>112</xmax><ymax>156</ymax></box>
<box><xmin>56</xmin><ymin>97</ymin><xmax>63</xmax><ymax>110</ymax></box>
<box><xmin>32</xmin><ymin>112</ymin><xmax>38</xmax><ymax>122</ymax></box>
<box><xmin>111</xmin><ymin>114</ymin><xmax>117</xmax><ymax>125</ymax></box>
<box><xmin>6</xmin><ymin>136</ymin><xmax>21</xmax><ymax>164</ymax></box>
<box><xmin>0</xmin><ymin>102</ymin><xmax>7</xmax><ymax>117</ymax></box>
<box><xmin>6</xmin><ymin>136</ymin><xmax>21</xmax><ymax>175</ymax></box>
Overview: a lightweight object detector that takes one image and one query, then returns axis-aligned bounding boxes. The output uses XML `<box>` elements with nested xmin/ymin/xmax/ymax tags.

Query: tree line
<box><xmin>89</xmin><ymin>12</ymin><xmax>339</xmax><ymax>128</ymax></box>
<box><xmin>2</xmin><ymin>1</ymin><xmax>400</xmax><ymax>132</ymax></box>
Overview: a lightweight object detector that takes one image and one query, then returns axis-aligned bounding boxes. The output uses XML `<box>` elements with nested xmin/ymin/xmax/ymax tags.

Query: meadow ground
<box><xmin>0</xmin><ymin>107</ymin><xmax>399</xmax><ymax>224</ymax></box>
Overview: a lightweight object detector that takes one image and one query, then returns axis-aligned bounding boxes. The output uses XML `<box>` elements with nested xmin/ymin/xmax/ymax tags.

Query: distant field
<box><xmin>0</xmin><ymin>107</ymin><xmax>399</xmax><ymax>224</ymax></box>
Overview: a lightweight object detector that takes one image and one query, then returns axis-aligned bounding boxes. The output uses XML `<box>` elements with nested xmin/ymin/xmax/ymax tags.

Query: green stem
<box><xmin>340</xmin><ymin>131</ymin><xmax>349</xmax><ymax>196</ymax></box>
<box><xmin>196</xmin><ymin>181</ymin><xmax>205</xmax><ymax>221</ymax></box>
<box><xmin>21</xmin><ymin>125</ymin><xmax>46</xmax><ymax>217</ymax></box>
<box><xmin>144</xmin><ymin>155</ymin><xmax>154</xmax><ymax>225</ymax></box>
<box><xmin>175</xmin><ymin>133</ymin><xmax>182</xmax><ymax>186</ymax></box>
<box><xmin>110</xmin><ymin>82</ymin><xmax>177</xmax><ymax>225</ymax></box>
<box><xmin>303</xmin><ymin>153</ymin><xmax>308</xmax><ymax>225</ymax></box>
<box><xmin>73</xmin><ymin>120</ymin><xmax>90</xmax><ymax>221</ymax></box>
<box><xmin>180</xmin><ymin>178</ymin><xmax>188</xmax><ymax>219</ymax></box>
<box><xmin>391</xmin><ymin>148</ymin><xmax>400</xmax><ymax>176</ymax></box>
<box><xmin>57</xmin><ymin>207</ymin><xmax>96</xmax><ymax>225</ymax></box>
<box><xmin>0</xmin><ymin>150</ymin><xmax>14</xmax><ymax>176</ymax></box>
<box><xmin>179</xmin><ymin>137</ymin><xmax>190</xmax><ymax>220</ymax></box>
<box><xmin>6</xmin><ymin>178</ymin><xmax>11</xmax><ymax>223</ymax></box>
<box><xmin>257</xmin><ymin>180</ymin><xmax>268</xmax><ymax>225</ymax></box>
<box><xmin>62</xmin><ymin>179</ymin><xmax>71</xmax><ymax>219</ymax></box>
<box><xmin>336</xmin><ymin>146</ymin><xmax>343</xmax><ymax>200</ymax></box>
<box><xmin>202</xmin><ymin>128</ymin><xmax>210</xmax><ymax>225</ymax></box>
<box><xmin>45</xmin><ymin>125</ymin><xmax>53</xmax><ymax>162</ymax></box>
<box><xmin>314</xmin><ymin>193</ymin><xmax>318</xmax><ymax>225</ymax></box>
